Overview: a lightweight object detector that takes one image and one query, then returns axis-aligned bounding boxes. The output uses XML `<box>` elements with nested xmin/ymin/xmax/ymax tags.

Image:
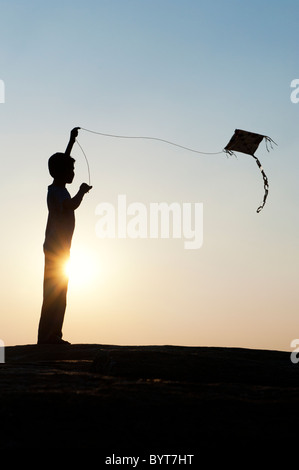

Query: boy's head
<box><xmin>48</xmin><ymin>153</ymin><xmax>75</xmax><ymax>184</ymax></box>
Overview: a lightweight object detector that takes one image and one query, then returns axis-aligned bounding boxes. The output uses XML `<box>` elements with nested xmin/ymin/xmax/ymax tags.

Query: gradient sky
<box><xmin>0</xmin><ymin>0</ymin><xmax>298</xmax><ymax>350</ymax></box>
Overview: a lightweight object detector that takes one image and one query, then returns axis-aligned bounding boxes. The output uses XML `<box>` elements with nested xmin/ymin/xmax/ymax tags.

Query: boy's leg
<box><xmin>38</xmin><ymin>251</ymin><xmax>69</xmax><ymax>344</ymax></box>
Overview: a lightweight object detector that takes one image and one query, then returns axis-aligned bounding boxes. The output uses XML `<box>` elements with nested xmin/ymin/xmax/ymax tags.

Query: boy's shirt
<box><xmin>43</xmin><ymin>184</ymin><xmax>75</xmax><ymax>255</ymax></box>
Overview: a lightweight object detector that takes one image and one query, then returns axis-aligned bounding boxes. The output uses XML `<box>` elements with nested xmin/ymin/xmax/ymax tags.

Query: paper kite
<box><xmin>224</xmin><ymin>129</ymin><xmax>276</xmax><ymax>213</ymax></box>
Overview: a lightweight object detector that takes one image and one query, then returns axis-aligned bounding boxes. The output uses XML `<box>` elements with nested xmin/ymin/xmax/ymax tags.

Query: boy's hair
<box><xmin>48</xmin><ymin>153</ymin><xmax>75</xmax><ymax>178</ymax></box>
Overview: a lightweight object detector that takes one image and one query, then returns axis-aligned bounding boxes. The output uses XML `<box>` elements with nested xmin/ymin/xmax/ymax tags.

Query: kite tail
<box><xmin>252</xmin><ymin>155</ymin><xmax>269</xmax><ymax>213</ymax></box>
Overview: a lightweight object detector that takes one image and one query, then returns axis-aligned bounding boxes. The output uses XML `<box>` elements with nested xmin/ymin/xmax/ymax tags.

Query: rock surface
<box><xmin>1</xmin><ymin>344</ymin><xmax>298</xmax><ymax>455</ymax></box>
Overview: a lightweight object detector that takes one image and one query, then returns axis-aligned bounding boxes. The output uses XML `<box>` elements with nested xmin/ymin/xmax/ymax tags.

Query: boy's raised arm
<box><xmin>65</xmin><ymin>127</ymin><xmax>80</xmax><ymax>156</ymax></box>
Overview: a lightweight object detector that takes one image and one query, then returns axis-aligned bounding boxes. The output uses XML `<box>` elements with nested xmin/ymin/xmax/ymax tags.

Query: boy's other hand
<box><xmin>80</xmin><ymin>183</ymin><xmax>92</xmax><ymax>194</ymax></box>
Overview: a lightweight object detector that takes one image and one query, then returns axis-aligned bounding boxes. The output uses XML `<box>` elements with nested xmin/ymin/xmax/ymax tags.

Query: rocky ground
<box><xmin>0</xmin><ymin>343</ymin><xmax>298</xmax><ymax>458</ymax></box>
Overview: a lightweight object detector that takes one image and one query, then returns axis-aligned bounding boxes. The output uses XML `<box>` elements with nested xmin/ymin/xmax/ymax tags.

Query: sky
<box><xmin>0</xmin><ymin>0</ymin><xmax>298</xmax><ymax>350</ymax></box>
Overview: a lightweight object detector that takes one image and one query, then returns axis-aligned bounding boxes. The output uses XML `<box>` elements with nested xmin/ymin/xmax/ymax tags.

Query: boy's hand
<box><xmin>70</xmin><ymin>127</ymin><xmax>80</xmax><ymax>140</ymax></box>
<box><xmin>80</xmin><ymin>183</ymin><xmax>92</xmax><ymax>194</ymax></box>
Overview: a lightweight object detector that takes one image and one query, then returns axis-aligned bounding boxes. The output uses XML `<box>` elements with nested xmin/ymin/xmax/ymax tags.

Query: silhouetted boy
<box><xmin>38</xmin><ymin>127</ymin><xmax>92</xmax><ymax>344</ymax></box>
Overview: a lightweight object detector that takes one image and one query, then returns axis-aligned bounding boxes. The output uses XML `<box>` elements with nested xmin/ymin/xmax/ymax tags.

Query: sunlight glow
<box><xmin>64</xmin><ymin>246</ymin><xmax>98</xmax><ymax>287</ymax></box>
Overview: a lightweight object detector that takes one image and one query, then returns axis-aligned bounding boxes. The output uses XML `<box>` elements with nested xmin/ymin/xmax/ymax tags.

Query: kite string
<box><xmin>75</xmin><ymin>138</ymin><xmax>91</xmax><ymax>186</ymax></box>
<box><xmin>76</xmin><ymin>126</ymin><xmax>224</xmax><ymax>188</ymax></box>
<box><xmin>79</xmin><ymin>127</ymin><xmax>224</xmax><ymax>156</ymax></box>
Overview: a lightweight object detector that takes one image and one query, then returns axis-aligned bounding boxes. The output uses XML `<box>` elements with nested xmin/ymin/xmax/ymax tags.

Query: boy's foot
<box><xmin>55</xmin><ymin>338</ymin><xmax>71</xmax><ymax>345</ymax></box>
<box><xmin>38</xmin><ymin>337</ymin><xmax>71</xmax><ymax>345</ymax></box>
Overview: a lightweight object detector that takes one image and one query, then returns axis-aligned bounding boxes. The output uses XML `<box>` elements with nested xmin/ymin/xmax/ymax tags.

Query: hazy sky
<box><xmin>0</xmin><ymin>0</ymin><xmax>298</xmax><ymax>350</ymax></box>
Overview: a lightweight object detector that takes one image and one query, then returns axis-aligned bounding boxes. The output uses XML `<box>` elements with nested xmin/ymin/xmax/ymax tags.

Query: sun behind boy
<box><xmin>37</xmin><ymin>127</ymin><xmax>92</xmax><ymax>345</ymax></box>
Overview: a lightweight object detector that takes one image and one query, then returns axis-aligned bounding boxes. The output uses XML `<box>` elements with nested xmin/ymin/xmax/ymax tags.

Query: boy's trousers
<box><xmin>38</xmin><ymin>250</ymin><xmax>69</xmax><ymax>344</ymax></box>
